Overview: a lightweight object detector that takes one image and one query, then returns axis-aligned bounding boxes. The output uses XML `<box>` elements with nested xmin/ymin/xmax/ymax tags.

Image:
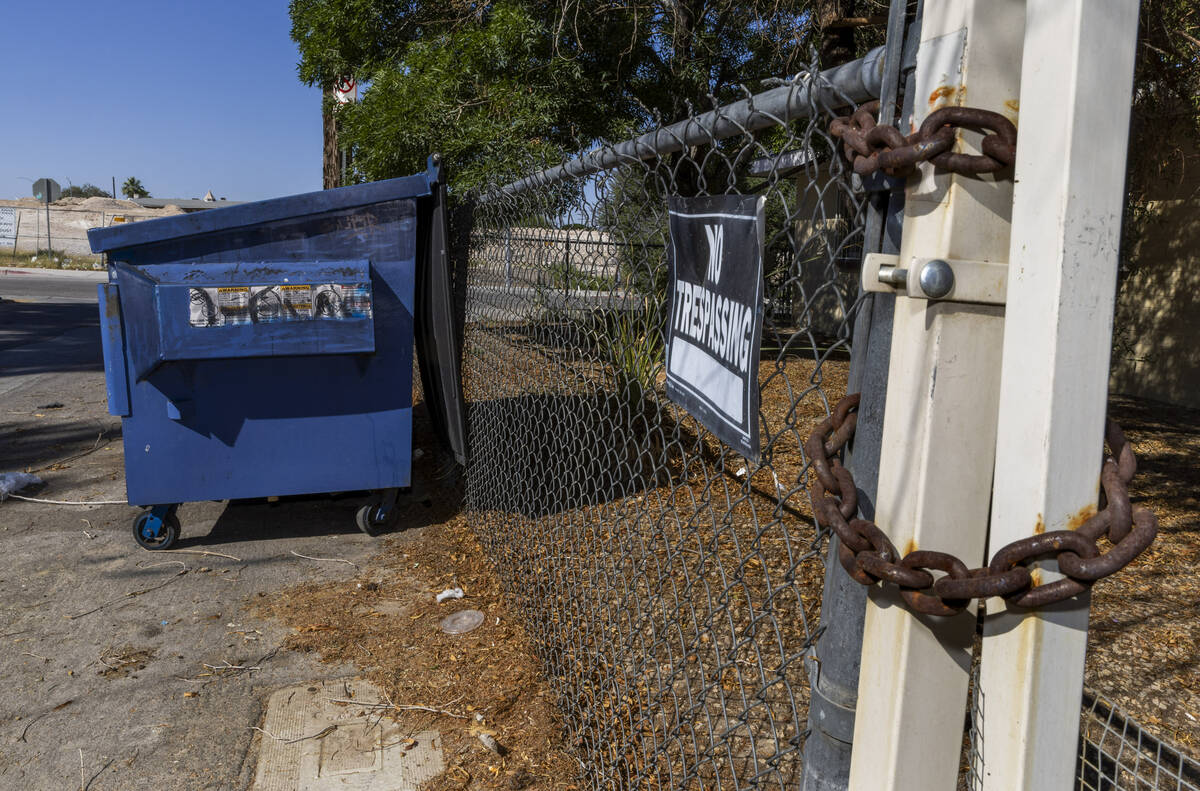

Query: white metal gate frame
<box><xmin>848</xmin><ymin>1</ymin><xmax>1141</xmax><ymax>789</ymax></box>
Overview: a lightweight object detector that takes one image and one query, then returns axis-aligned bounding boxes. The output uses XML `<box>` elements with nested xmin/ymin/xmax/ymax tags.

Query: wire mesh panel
<box><xmin>453</xmin><ymin>64</ymin><xmax>869</xmax><ymax>789</ymax></box>
<box><xmin>1077</xmin><ymin>690</ymin><xmax>1200</xmax><ymax>791</ymax></box>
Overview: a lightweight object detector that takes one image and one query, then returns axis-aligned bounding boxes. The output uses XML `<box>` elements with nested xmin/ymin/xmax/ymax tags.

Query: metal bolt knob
<box><xmin>918</xmin><ymin>259</ymin><xmax>955</xmax><ymax>299</ymax></box>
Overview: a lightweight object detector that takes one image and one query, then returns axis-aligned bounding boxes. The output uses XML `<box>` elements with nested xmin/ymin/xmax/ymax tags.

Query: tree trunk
<box><xmin>816</xmin><ymin>0</ymin><xmax>861</xmax><ymax>67</ymax></box>
<box><xmin>323</xmin><ymin>87</ymin><xmax>340</xmax><ymax>190</ymax></box>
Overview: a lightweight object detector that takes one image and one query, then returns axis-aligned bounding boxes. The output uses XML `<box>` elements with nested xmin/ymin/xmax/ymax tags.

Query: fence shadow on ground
<box><xmin>0</xmin><ymin>416</ymin><xmax>117</xmax><ymax>473</ymax></box>
<box><xmin>465</xmin><ymin>391</ymin><xmax>659</xmax><ymax>519</ymax></box>
<box><xmin>0</xmin><ymin>300</ymin><xmax>102</xmax><ymax>379</ymax></box>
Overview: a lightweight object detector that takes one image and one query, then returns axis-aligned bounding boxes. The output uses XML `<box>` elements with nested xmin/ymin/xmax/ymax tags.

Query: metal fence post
<box><xmin>847</xmin><ymin>1</ymin><xmax>1026</xmax><ymax>789</ymax></box>
<box><xmin>801</xmin><ymin>1</ymin><xmax>914</xmax><ymax>787</ymax></box>
<box><xmin>976</xmin><ymin>3</ymin><xmax>1141</xmax><ymax>788</ymax></box>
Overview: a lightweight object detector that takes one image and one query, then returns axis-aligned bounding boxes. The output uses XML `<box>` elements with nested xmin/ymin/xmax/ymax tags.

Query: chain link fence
<box><xmin>453</xmin><ymin>55</ymin><xmax>872</xmax><ymax>789</ymax></box>
<box><xmin>446</xmin><ymin>46</ymin><xmax>1199</xmax><ymax>791</ymax></box>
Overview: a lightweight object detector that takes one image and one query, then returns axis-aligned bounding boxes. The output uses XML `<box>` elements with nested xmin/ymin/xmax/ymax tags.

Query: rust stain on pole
<box><xmin>929</xmin><ymin>85</ymin><xmax>958</xmax><ymax>108</ymax></box>
<box><xmin>1004</xmin><ymin>98</ymin><xmax>1021</xmax><ymax>125</ymax></box>
<box><xmin>1068</xmin><ymin>504</ymin><xmax>1098</xmax><ymax>531</ymax></box>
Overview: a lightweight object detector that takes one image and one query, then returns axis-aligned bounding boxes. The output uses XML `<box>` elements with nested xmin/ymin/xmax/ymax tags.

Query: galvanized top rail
<box><xmin>480</xmin><ymin>47</ymin><xmax>885</xmax><ymax>202</ymax></box>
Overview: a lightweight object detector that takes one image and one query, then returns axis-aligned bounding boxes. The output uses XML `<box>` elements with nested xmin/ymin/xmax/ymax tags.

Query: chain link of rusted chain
<box><xmin>806</xmin><ymin>394</ymin><xmax>1158</xmax><ymax>615</ymax></box>
<box><xmin>830</xmin><ymin>100</ymin><xmax>1018</xmax><ymax>177</ymax></box>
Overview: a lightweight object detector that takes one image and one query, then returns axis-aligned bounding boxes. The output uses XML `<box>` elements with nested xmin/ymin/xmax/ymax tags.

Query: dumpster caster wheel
<box><xmin>132</xmin><ymin>508</ymin><xmax>180</xmax><ymax>550</ymax></box>
<box><xmin>355</xmin><ymin>504</ymin><xmax>388</xmax><ymax>537</ymax></box>
<box><xmin>356</xmin><ymin>488</ymin><xmax>400</xmax><ymax>537</ymax></box>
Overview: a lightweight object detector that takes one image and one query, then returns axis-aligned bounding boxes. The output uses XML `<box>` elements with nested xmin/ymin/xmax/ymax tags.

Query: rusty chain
<box><xmin>830</xmin><ymin>100</ymin><xmax>1018</xmax><ymax>177</ymax></box>
<box><xmin>806</xmin><ymin>394</ymin><xmax>1158</xmax><ymax>615</ymax></box>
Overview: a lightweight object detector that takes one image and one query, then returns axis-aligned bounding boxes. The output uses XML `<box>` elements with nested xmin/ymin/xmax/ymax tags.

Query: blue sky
<box><xmin>0</xmin><ymin>1</ymin><xmax>322</xmax><ymax>202</ymax></box>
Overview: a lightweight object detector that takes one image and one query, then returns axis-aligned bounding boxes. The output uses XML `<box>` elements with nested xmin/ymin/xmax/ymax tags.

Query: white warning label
<box><xmin>280</xmin><ymin>284</ymin><xmax>313</xmax><ymax>319</ymax></box>
<box><xmin>216</xmin><ymin>287</ymin><xmax>250</xmax><ymax>325</ymax></box>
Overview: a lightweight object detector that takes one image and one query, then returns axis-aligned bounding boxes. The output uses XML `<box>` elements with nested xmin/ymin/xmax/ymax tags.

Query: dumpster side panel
<box><xmin>97</xmin><ymin>283</ymin><xmax>131</xmax><ymax>417</ymax></box>
<box><xmin>113</xmin><ymin>199</ymin><xmax>417</xmax><ymax>506</ymax></box>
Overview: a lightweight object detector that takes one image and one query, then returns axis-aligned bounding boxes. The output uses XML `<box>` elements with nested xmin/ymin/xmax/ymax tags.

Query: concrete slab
<box><xmin>253</xmin><ymin>679</ymin><xmax>444</xmax><ymax>791</ymax></box>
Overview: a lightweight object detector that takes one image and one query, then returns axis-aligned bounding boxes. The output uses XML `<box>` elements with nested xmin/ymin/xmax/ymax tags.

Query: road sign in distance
<box><xmin>32</xmin><ymin>178</ymin><xmax>61</xmax><ymax>204</ymax></box>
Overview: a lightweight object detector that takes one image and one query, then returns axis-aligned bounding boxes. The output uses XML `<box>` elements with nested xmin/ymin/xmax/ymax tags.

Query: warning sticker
<box><xmin>280</xmin><ymin>284</ymin><xmax>313</xmax><ymax>319</ymax></box>
<box><xmin>189</xmin><ymin>288</ymin><xmax>222</xmax><ymax>327</ymax></box>
<box><xmin>188</xmin><ymin>282</ymin><xmax>371</xmax><ymax>327</ymax></box>
<box><xmin>216</xmin><ymin>287</ymin><xmax>251</xmax><ymax>325</ymax></box>
<box><xmin>339</xmin><ymin>283</ymin><xmax>373</xmax><ymax>319</ymax></box>
<box><xmin>249</xmin><ymin>286</ymin><xmax>286</xmax><ymax>323</ymax></box>
<box><xmin>312</xmin><ymin>283</ymin><xmax>374</xmax><ymax>320</ymax></box>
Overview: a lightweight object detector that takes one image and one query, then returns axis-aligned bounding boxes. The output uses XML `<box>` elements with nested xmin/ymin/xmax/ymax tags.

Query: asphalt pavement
<box><xmin>0</xmin><ymin>267</ymin><xmax>104</xmax><ymax>303</ymax></box>
<box><xmin>0</xmin><ymin>270</ymin><xmax>435</xmax><ymax>789</ymax></box>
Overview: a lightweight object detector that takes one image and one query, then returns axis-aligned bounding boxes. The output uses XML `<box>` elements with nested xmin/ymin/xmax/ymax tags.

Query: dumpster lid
<box><xmin>89</xmin><ymin>163</ymin><xmax>439</xmax><ymax>254</ymax></box>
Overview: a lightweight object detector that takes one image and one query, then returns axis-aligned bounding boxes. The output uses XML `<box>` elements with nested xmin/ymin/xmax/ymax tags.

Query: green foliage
<box><xmin>545</xmin><ymin>258</ymin><xmax>615</xmax><ymax>291</ymax></box>
<box><xmin>1124</xmin><ymin>0</ymin><xmax>1200</xmax><ymax>238</ymax></box>
<box><xmin>334</xmin><ymin>3</ymin><xmax>592</xmax><ymax>194</ymax></box>
<box><xmin>60</xmin><ymin>183</ymin><xmax>109</xmax><ymax>199</ymax></box>
<box><xmin>290</xmin><ymin>0</ymin><xmax>1198</xmax><ymax>218</ymax></box>
<box><xmin>587</xmin><ymin>306</ymin><xmax>663</xmax><ymax>409</ymax></box>
<box><xmin>290</xmin><ymin>0</ymin><xmax>474</xmax><ymax>87</ymax></box>
<box><xmin>121</xmin><ymin>177</ymin><xmax>149</xmax><ymax>199</ymax></box>
<box><xmin>289</xmin><ymin>0</ymin><xmax>842</xmax><ymax>194</ymax></box>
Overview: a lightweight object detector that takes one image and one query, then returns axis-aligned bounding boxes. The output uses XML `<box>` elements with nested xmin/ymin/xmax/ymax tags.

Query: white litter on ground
<box><xmin>435</xmin><ymin>587</ymin><xmax>465</xmax><ymax>603</ymax></box>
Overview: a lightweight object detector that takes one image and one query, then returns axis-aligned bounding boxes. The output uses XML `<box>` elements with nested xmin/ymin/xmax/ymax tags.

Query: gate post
<box><xmin>977</xmin><ymin>3</ymin><xmax>1141</xmax><ymax>789</ymax></box>
<box><xmin>801</xmin><ymin>1</ymin><xmax>914</xmax><ymax>787</ymax></box>
<box><xmin>847</xmin><ymin>1</ymin><xmax>1026</xmax><ymax>789</ymax></box>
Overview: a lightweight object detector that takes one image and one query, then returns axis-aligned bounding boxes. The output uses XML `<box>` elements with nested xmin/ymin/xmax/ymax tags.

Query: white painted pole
<box><xmin>976</xmin><ymin>3</ymin><xmax>1141</xmax><ymax>789</ymax></box>
<box><xmin>847</xmin><ymin>2</ymin><xmax>1026</xmax><ymax>789</ymax></box>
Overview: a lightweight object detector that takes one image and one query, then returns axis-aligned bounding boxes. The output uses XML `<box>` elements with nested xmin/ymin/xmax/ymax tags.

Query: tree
<box><xmin>59</xmin><ymin>183</ymin><xmax>109</xmax><ymax>199</ymax></box>
<box><xmin>331</xmin><ymin>3</ymin><xmax>598</xmax><ymax>195</ymax></box>
<box><xmin>121</xmin><ymin>177</ymin><xmax>149</xmax><ymax>199</ymax></box>
<box><xmin>289</xmin><ymin>0</ymin><xmax>852</xmax><ymax>193</ymax></box>
<box><xmin>1123</xmin><ymin>0</ymin><xmax>1199</xmax><ymax>248</ymax></box>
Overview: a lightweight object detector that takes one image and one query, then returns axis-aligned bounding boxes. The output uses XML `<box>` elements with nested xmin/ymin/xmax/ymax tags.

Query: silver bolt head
<box><xmin>919</xmin><ymin>259</ymin><xmax>955</xmax><ymax>299</ymax></box>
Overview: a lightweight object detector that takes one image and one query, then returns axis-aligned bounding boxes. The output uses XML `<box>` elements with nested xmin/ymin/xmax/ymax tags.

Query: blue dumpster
<box><xmin>89</xmin><ymin>158</ymin><xmax>464</xmax><ymax>549</ymax></box>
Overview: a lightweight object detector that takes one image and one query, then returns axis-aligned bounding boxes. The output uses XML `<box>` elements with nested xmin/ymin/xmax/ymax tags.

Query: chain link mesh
<box><xmin>445</xmin><ymin>51</ymin><xmax>1194</xmax><ymax>791</ymax></box>
<box><xmin>453</xmin><ymin>61</ymin><xmax>865</xmax><ymax>789</ymax></box>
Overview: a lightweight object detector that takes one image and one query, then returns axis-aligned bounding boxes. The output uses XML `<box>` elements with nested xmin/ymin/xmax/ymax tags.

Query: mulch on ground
<box><xmin>250</xmin><ymin>348</ymin><xmax>1199</xmax><ymax>789</ymax></box>
<box><xmin>1090</xmin><ymin>395</ymin><xmax>1200</xmax><ymax>751</ymax></box>
<box><xmin>251</xmin><ymin>509</ymin><xmax>580</xmax><ymax>791</ymax></box>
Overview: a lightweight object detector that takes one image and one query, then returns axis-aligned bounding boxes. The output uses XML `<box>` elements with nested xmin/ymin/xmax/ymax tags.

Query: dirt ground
<box><xmin>1089</xmin><ymin>394</ymin><xmax>1200</xmax><ymax>751</ymax></box>
<box><xmin>2</xmin><ymin>283</ymin><xmax>1195</xmax><ymax>788</ymax></box>
<box><xmin>254</xmin><ymin>347</ymin><xmax>1200</xmax><ymax>787</ymax></box>
<box><xmin>252</xmin><ymin>512</ymin><xmax>582</xmax><ymax>791</ymax></box>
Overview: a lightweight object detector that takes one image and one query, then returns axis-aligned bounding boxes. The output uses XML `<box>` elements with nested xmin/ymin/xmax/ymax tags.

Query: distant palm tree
<box><xmin>121</xmin><ymin>177</ymin><xmax>149</xmax><ymax>199</ymax></box>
